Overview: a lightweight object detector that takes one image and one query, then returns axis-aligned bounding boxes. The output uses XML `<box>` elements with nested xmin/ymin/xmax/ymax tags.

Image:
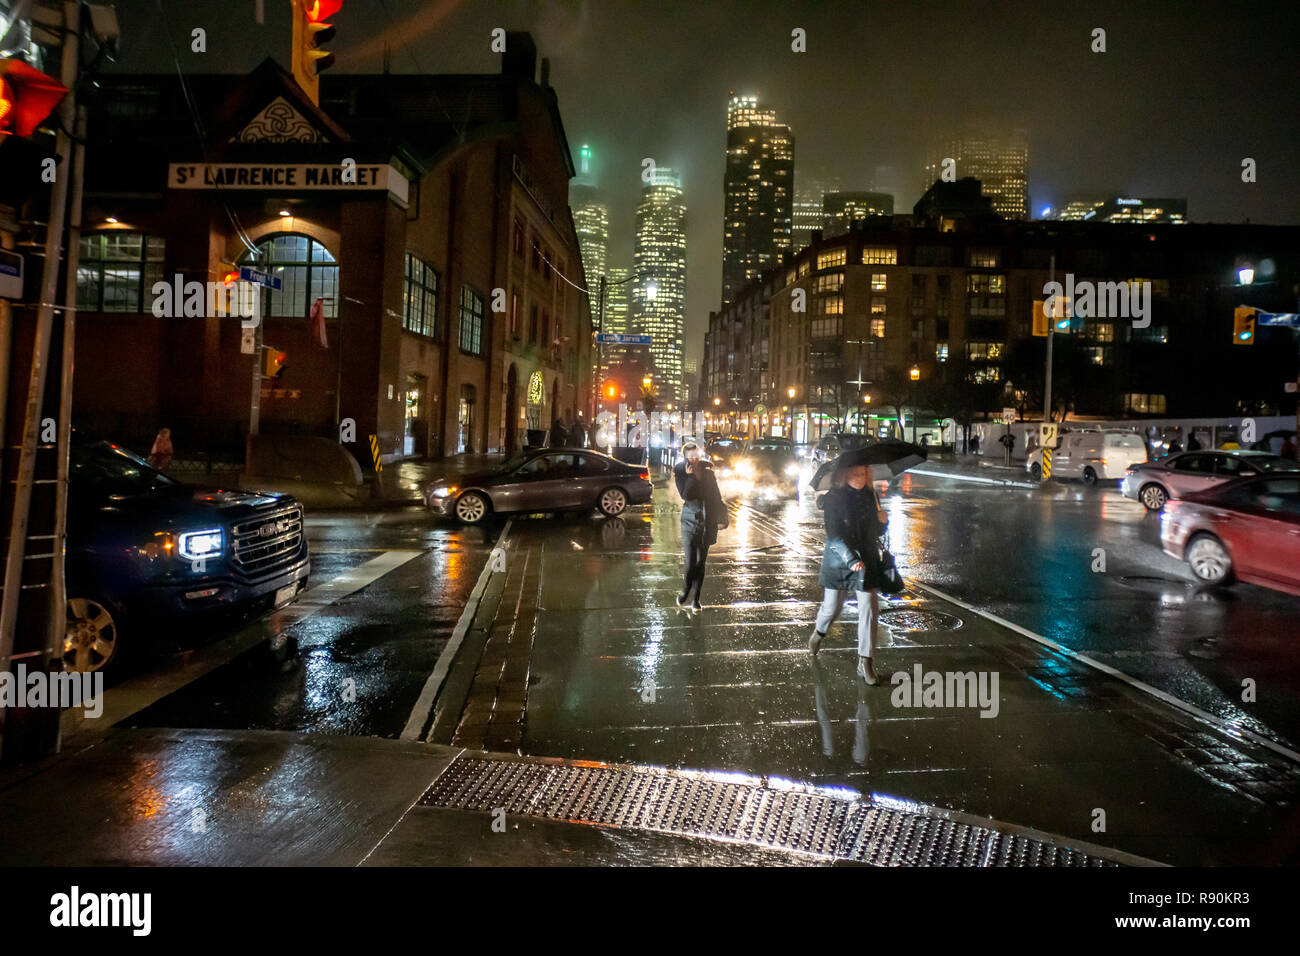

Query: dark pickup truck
<box><xmin>63</xmin><ymin>441</ymin><xmax>310</xmax><ymax>672</ymax></box>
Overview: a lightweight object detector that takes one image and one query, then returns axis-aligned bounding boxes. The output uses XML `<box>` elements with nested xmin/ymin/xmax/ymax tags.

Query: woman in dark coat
<box><xmin>809</xmin><ymin>463</ymin><xmax>888</xmax><ymax>683</ymax></box>
<box><xmin>673</xmin><ymin>442</ymin><xmax>728</xmax><ymax>612</ymax></box>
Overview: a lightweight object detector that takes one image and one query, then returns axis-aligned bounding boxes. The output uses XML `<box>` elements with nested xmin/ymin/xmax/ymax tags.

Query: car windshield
<box><xmin>72</xmin><ymin>442</ymin><xmax>178</xmax><ymax>495</ymax></box>
<box><xmin>750</xmin><ymin>442</ymin><xmax>792</xmax><ymax>453</ymax></box>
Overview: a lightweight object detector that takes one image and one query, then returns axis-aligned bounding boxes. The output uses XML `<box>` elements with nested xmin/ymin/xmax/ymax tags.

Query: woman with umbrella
<box><xmin>808</xmin><ymin>440</ymin><xmax>925</xmax><ymax>683</ymax></box>
<box><xmin>673</xmin><ymin>441</ymin><xmax>728</xmax><ymax>612</ymax></box>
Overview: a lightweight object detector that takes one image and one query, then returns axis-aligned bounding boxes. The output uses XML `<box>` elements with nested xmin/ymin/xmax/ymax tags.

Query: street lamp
<box><xmin>909</xmin><ymin>366</ymin><xmax>920</xmax><ymax>443</ymax></box>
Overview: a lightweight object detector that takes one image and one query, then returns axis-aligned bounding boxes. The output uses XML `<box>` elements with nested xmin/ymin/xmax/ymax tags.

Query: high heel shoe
<box><xmin>856</xmin><ymin>656</ymin><xmax>880</xmax><ymax>685</ymax></box>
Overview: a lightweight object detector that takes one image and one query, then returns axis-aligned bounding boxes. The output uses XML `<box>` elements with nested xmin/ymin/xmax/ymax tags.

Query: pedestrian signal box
<box><xmin>1233</xmin><ymin>307</ymin><xmax>1256</xmax><ymax>345</ymax></box>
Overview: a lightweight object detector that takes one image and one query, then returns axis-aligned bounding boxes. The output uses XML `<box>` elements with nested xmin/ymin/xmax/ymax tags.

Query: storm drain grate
<box><xmin>421</xmin><ymin>753</ymin><xmax>1148</xmax><ymax>866</ymax></box>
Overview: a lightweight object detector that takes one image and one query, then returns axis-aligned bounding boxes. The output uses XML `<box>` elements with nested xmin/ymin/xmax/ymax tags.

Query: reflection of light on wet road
<box><xmin>638</xmin><ymin>617</ymin><xmax>666</xmax><ymax>678</ymax></box>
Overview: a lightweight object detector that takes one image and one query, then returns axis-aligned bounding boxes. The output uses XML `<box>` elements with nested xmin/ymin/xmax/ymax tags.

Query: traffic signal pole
<box><xmin>0</xmin><ymin>0</ymin><xmax>79</xmax><ymax>762</ymax></box>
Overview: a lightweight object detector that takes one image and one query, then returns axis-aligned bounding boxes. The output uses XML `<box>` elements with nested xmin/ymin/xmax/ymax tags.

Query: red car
<box><xmin>1161</xmin><ymin>474</ymin><xmax>1300</xmax><ymax>595</ymax></box>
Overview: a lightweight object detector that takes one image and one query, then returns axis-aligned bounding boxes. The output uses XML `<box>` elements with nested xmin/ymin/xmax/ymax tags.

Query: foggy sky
<box><xmin>111</xmin><ymin>0</ymin><xmax>1300</xmax><ymax>366</ymax></box>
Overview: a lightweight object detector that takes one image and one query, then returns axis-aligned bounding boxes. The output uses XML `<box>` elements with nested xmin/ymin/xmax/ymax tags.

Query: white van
<box><xmin>1025</xmin><ymin>429</ymin><xmax>1149</xmax><ymax>484</ymax></box>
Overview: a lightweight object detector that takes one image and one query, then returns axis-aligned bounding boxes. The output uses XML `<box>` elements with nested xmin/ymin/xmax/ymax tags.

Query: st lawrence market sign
<box><xmin>167</xmin><ymin>163</ymin><xmax>410</xmax><ymax>206</ymax></box>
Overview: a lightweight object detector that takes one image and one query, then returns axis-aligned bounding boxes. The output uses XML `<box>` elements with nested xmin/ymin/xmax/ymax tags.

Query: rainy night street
<box><xmin>4</xmin><ymin>466</ymin><xmax>1298</xmax><ymax>868</ymax></box>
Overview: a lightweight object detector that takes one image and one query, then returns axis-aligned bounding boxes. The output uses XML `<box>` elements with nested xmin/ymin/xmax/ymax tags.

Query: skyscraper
<box><xmin>923</xmin><ymin>124</ymin><xmax>1029</xmax><ymax>220</ymax></box>
<box><xmin>722</xmin><ymin>93</ymin><xmax>794</xmax><ymax>305</ymax></box>
<box><xmin>792</xmin><ymin>173</ymin><xmax>838</xmax><ymax>251</ymax></box>
<box><xmin>823</xmin><ymin>191</ymin><xmax>894</xmax><ymax>233</ymax></box>
<box><xmin>571</xmin><ymin>143</ymin><xmax>608</xmax><ymax>301</ymax></box>
<box><xmin>604</xmin><ymin>266</ymin><xmax>630</xmax><ymax>335</ymax></box>
<box><xmin>634</xmin><ymin>168</ymin><xmax>686</xmax><ymax>404</ymax></box>
<box><xmin>597</xmin><ymin>265</ymin><xmax>631</xmax><ymax>378</ymax></box>
<box><xmin>571</xmin><ymin>184</ymin><xmax>608</xmax><ymax>291</ymax></box>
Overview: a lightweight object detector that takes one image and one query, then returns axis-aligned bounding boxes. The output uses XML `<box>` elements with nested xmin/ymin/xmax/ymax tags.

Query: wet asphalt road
<box><xmin>735</xmin><ymin>471</ymin><xmax>1300</xmax><ymax>750</ymax></box>
<box><xmin>120</xmin><ymin>470</ymin><xmax>1300</xmax><ymax>752</ymax></box>
<box><xmin>125</xmin><ymin>508</ymin><xmax>500</xmax><ymax>738</ymax></box>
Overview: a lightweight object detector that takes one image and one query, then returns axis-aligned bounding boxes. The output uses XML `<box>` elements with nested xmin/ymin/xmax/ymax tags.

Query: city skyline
<box><xmin>107</xmin><ymin>0</ymin><xmax>1300</xmax><ymax>369</ymax></box>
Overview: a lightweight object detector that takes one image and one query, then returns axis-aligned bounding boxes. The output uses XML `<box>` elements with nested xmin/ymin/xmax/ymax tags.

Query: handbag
<box><xmin>876</xmin><ymin>543</ymin><xmax>905</xmax><ymax>595</ymax></box>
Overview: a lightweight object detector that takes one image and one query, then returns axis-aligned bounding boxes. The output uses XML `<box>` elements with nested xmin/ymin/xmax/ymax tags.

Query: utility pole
<box><xmin>1044</xmin><ymin>253</ymin><xmax>1055</xmax><ymax>424</ymax></box>
<box><xmin>0</xmin><ymin>0</ymin><xmax>80</xmax><ymax>764</ymax></box>
<box><xmin>846</xmin><ymin>337</ymin><xmax>870</xmax><ymax>432</ymax></box>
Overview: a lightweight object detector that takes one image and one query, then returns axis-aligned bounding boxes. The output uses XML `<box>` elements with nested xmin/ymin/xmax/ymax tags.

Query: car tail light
<box><xmin>639</xmin><ymin>469</ymin><xmax>650</xmax><ymax>480</ymax></box>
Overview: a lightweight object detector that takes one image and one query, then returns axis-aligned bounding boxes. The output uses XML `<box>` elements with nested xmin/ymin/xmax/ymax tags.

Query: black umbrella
<box><xmin>809</xmin><ymin>439</ymin><xmax>928</xmax><ymax>492</ymax></box>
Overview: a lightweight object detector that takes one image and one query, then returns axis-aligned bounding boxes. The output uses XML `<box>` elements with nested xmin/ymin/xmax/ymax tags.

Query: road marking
<box><xmin>909</xmin><ymin>467</ymin><xmax>1039</xmax><ymax>489</ymax></box>
<box><xmin>908</xmin><ymin>578</ymin><xmax>1300</xmax><ymax>766</ymax></box>
<box><xmin>60</xmin><ymin>550</ymin><xmax>426</xmax><ymax>745</ymax></box>
<box><xmin>401</xmin><ymin>519</ymin><xmax>513</xmax><ymax>741</ymax></box>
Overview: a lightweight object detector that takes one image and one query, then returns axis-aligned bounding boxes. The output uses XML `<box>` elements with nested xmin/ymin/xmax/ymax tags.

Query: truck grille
<box><xmin>231</xmin><ymin>505</ymin><xmax>303</xmax><ymax>576</ymax></box>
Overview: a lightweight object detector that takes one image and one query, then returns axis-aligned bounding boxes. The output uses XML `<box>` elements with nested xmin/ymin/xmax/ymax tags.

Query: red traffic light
<box><xmin>303</xmin><ymin>0</ymin><xmax>343</xmax><ymax>22</ymax></box>
<box><xmin>264</xmin><ymin>348</ymin><xmax>288</xmax><ymax>379</ymax></box>
<box><xmin>0</xmin><ymin>60</ymin><xmax>69</xmax><ymax>138</ymax></box>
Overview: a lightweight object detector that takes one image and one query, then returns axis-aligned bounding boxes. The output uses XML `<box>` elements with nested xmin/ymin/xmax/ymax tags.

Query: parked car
<box><xmin>737</xmin><ymin>437</ymin><xmax>802</xmax><ymax>494</ymax></box>
<box><xmin>424</xmin><ymin>447</ymin><xmax>652</xmax><ymax>524</ymax></box>
<box><xmin>1121</xmin><ymin>450</ymin><xmax>1300</xmax><ymax>511</ymax></box>
<box><xmin>65</xmin><ymin>441</ymin><xmax>310</xmax><ymax>672</ymax></box>
<box><xmin>1161</xmin><ymin>474</ymin><xmax>1300</xmax><ymax>595</ymax></box>
<box><xmin>1026</xmin><ymin>429</ymin><xmax>1148</xmax><ymax>483</ymax></box>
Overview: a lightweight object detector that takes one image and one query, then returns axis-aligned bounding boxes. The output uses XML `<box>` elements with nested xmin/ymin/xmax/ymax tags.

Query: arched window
<box><xmin>76</xmin><ymin>232</ymin><xmax>165</xmax><ymax>313</ymax></box>
<box><xmin>239</xmin><ymin>234</ymin><xmax>338</xmax><ymax>319</ymax></box>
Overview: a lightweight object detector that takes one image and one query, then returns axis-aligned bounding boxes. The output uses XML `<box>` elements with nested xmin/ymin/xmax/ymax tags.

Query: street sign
<box><xmin>596</xmin><ymin>333</ymin><xmax>651</xmax><ymax>345</ymax></box>
<box><xmin>1039</xmin><ymin>422</ymin><xmax>1059</xmax><ymax>447</ymax></box>
<box><xmin>240</xmin><ymin>328</ymin><xmax>256</xmax><ymax>354</ymax></box>
<box><xmin>239</xmin><ymin>266</ymin><xmax>282</xmax><ymax>290</ymax></box>
<box><xmin>0</xmin><ymin>248</ymin><xmax>22</xmax><ymax>299</ymax></box>
<box><xmin>1042</xmin><ymin>448</ymin><xmax>1053</xmax><ymax>479</ymax></box>
<box><xmin>1001</xmin><ymin>406</ymin><xmax>1017</xmax><ymax>424</ymax></box>
<box><xmin>1256</xmin><ymin>312</ymin><xmax>1300</xmax><ymax>329</ymax></box>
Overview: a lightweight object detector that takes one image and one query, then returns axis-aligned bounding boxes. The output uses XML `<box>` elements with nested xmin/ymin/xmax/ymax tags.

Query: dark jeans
<box><xmin>681</xmin><ymin>503</ymin><xmax>709</xmax><ymax>601</ymax></box>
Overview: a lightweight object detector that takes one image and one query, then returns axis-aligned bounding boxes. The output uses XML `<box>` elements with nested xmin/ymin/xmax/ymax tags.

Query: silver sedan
<box><xmin>1120</xmin><ymin>449</ymin><xmax>1300</xmax><ymax>511</ymax></box>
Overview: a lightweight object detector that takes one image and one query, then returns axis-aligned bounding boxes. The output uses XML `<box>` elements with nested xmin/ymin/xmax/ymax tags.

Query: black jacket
<box><xmin>818</xmin><ymin>483</ymin><xmax>886</xmax><ymax>591</ymax></box>
<box><xmin>674</xmin><ymin>460</ymin><xmax>728</xmax><ymax>546</ymax></box>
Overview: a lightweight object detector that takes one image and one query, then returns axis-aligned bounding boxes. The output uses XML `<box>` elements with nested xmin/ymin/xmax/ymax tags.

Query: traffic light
<box><xmin>0</xmin><ymin>59</ymin><xmax>69</xmax><ymax>138</ymax></box>
<box><xmin>264</xmin><ymin>347</ymin><xmax>287</xmax><ymax>379</ymax></box>
<box><xmin>604</xmin><ymin>381</ymin><xmax>618</xmax><ymax>400</ymax></box>
<box><xmin>1233</xmin><ymin>307</ymin><xmax>1256</xmax><ymax>345</ymax></box>
<box><xmin>1032</xmin><ymin>299</ymin><xmax>1049</xmax><ymax>337</ymax></box>
<box><xmin>1033</xmin><ymin>297</ymin><xmax>1071</xmax><ymax>335</ymax></box>
<box><xmin>291</xmin><ymin>0</ymin><xmax>342</xmax><ymax>105</ymax></box>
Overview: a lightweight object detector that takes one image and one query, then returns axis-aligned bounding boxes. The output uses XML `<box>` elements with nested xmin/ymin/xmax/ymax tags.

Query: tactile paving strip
<box><xmin>421</xmin><ymin>752</ymin><xmax>1147</xmax><ymax>866</ymax></box>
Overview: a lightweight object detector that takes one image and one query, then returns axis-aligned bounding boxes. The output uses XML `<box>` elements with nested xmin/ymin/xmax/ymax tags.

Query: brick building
<box><xmin>70</xmin><ymin>34</ymin><xmax>591</xmax><ymax>465</ymax></box>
